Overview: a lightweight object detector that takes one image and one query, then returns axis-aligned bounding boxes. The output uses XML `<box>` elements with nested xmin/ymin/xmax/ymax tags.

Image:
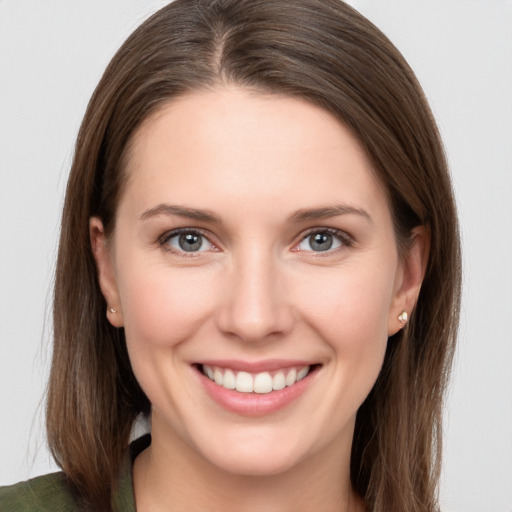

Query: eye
<box><xmin>296</xmin><ymin>229</ymin><xmax>347</xmax><ymax>252</ymax></box>
<box><xmin>161</xmin><ymin>229</ymin><xmax>215</xmax><ymax>254</ymax></box>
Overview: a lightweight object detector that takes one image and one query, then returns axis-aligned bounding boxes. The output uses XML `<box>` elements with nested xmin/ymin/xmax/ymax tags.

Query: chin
<box><xmin>187</xmin><ymin>423</ymin><xmax>316</xmax><ymax>477</ymax></box>
<box><xmin>205</xmin><ymin>446</ymin><xmax>304</xmax><ymax>477</ymax></box>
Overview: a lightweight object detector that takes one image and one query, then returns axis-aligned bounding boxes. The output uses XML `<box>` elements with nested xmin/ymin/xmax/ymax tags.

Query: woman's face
<box><xmin>92</xmin><ymin>86</ymin><xmax>421</xmax><ymax>477</ymax></box>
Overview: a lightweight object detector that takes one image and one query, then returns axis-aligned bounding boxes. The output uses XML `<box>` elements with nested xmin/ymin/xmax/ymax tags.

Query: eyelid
<box><xmin>292</xmin><ymin>227</ymin><xmax>353</xmax><ymax>253</ymax></box>
<box><xmin>156</xmin><ymin>226</ymin><xmax>353</xmax><ymax>257</ymax></box>
<box><xmin>158</xmin><ymin>227</ymin><xmax>219</xmax><ymax>256</ymax></box>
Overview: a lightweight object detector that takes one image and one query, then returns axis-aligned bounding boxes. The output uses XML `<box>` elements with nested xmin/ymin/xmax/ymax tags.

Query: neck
<box><xmin>133</xmin><ymin>414</ymin><xmax>363</xmax><ymax>512</ymax></box>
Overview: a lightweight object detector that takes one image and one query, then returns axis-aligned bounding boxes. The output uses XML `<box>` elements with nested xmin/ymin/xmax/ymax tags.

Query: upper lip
<box><xmin>195</xmin><ymin>359</ymin><xmax>318</xmax><ymax>373</ymax></box>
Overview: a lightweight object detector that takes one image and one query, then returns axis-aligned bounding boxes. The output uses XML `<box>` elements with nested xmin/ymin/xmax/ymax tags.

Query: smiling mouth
<box><xmin>198</xmin><ymin>364</ymin><xmax>319</xmax><ymax>394</ymax></box>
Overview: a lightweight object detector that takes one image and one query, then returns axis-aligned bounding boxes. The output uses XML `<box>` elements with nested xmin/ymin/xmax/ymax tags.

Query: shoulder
<box><xmin>0</xmin><ymin>434</ymin><xmax>149</xmax><ymax>511</ymax></box>
<box><xmin>0</xmin><ymin>472</ymin><xmax>77</xmax><ymax>511</ymax></box>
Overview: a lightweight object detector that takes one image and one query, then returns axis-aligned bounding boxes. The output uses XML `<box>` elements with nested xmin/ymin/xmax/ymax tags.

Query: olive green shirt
<box><xmin>0</xmin><ymin>435</ymin><xmax>150</xmax><ymax>511</ymax></box>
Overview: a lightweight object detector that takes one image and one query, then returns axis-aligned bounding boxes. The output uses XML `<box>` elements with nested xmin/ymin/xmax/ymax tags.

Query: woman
<box><xmin>0</xmin><ymin>0</ymin><xmax>460</xmax><ymax>511</ymax></box>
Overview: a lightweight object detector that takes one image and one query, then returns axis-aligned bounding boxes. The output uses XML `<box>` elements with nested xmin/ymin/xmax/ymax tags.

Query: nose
<box><xmin>216</xmin><ymin>248</ymin><xmax>294</xmax><ymax>343</ymax></box>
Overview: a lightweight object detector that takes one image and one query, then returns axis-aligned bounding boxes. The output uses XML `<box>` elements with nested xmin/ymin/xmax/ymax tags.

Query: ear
<box><xmin>388</xmin><ymin>225</ymin><xmax>430</xmax><ymax>336</ymax></box>
<box><xmin>89</xmin><ymin>217</ymin><xmax>124</xmax><ymax>328</ymax></box>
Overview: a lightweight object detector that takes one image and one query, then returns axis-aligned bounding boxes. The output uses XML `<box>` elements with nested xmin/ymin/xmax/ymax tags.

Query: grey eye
<box><xmin>165</xmin><ymin>231</ymin><xmax>213</xmax><ymax>253</ymax></box>
<box><xmin>179</xmin><ymin>233</ymin><xmax>203</xmax><ymax>251</ymax></box>
<box><xmin>309</xmin><ymin>232</ymin><xmax>333</xmax><ymax>251</ymax></box>
<box><xmin>298</xmin><ymin>231</ymin><xmax>343</xmax><ymax>252</ymax></box>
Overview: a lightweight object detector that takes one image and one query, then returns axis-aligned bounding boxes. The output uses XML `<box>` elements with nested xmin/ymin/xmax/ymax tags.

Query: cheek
<box><xmin>296</xmin><ymin>263</ymin><xmax>396</xmax><ymax>341</ymax></box>
<box><xmin>297</xmin><ymin>263</ymin><xmax>396</xmax><ymax>415</ymax></box>
<box><xmin>117</xmin><ymin>258</ymin><xmax>217</xmax><ymax>348</ymax></box>
<box><xmin>290</xmin><ymin>259</ymin><xmax>396</xmax><ymax>401</ymax></box>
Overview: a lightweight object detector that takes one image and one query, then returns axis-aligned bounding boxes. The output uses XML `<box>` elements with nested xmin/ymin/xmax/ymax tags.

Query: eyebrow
<box><xmin>140</xmin><ymin>204</ymin><xmax>220</xmax><ymax>223</ymax></box>
<box><xmin>140</xmin><ymin>203</ymin><xmax>372</xmax><ymax>225</ymax></box>
<box><xmin>288</xmin><ymin>205</ymin><xmax>373</xmax><ymax>224</ymax></box>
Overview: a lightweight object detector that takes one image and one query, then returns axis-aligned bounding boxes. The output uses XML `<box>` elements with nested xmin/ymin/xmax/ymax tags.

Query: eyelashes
<box><xmin>158</xmin><ymin>228</ymin><xmax>218</xmax><ymax>257</ymax></box>
<box><xmin>158</xmin><ymin>227</ymin><xmax>353</xmax><ymax>258</ymax></box>
<box><xmin>294</xmin><ymin>228</ymin><xmax>353</xmax><ymax>253</ymax></box>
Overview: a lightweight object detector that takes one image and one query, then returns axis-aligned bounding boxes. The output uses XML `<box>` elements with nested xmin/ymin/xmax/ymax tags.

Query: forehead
<box><xmin>120</xmin><ymin>86</ymin><xmax>390</xmax><ymax>222</ymax></box>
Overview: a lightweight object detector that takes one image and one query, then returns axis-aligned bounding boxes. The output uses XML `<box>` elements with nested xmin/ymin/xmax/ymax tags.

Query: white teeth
<box><xmin>253</xmin><ymin>372</ymin><xmax>273</xmax><ymax>394</ymax></box>
<box><xmin>214</xmin><ymin>368</ymin><xmax>223</xmax><ymax>386</ymax></box>
<box><xmin>202</xmin><ymin>365</ymin><xmax>311</xmax><ymax>393</ymax></box>
<box><xmin>223</xmin><ymin>369</ymin><xmax>236</xmax><ymax>390</ymax></box>
<box><xmin>272</xmin><ymin>371</ymin><xmax>286</xmax><ymax>390</ymax></box>
<box><xmin>235</xmin><ymin>371</ymin><xmax>253</xmax><ymax>393</ymax></box>
<box><xmin>285</xmin><ymin>368</ymin><xmax>297</xmax><ymax>386</ymax></box>
<box><xmin>297</xmin><ymin>366</ymin><xmax>309</xmax><ymax>381</ymax></box>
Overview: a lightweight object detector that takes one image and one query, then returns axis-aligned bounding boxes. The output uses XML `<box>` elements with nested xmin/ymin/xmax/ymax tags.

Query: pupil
<box><xmin>179</xmin><ymin>233</ymin><xmax>202</xmax><ymax>252</ymax></box>
<box><xmin>310</xmin><ymin>232</ymin><xmax>333</xmax><ymax>251</ymax></box>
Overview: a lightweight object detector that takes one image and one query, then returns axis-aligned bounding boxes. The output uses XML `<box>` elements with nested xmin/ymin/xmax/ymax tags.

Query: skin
<box><xmin>91</xmin><ymin>86</ymin><xmax>427</xmax><ymax>512</ymax></box>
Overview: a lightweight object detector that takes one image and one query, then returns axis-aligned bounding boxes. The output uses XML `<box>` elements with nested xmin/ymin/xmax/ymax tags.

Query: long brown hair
<box><xmin>47</xmin><ymin>1</ymin><xmax>461</xmax><ymax>510</ymax></box>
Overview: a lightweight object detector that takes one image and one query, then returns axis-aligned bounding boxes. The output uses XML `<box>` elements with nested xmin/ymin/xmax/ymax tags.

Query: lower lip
<box><xmin>196</xmin><ymin>366</ymin><xmax>318</xmax><ymax>417</ymax></box>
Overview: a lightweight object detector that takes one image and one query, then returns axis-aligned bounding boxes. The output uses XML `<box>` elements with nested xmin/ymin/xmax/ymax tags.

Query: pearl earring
<box><xmin>109</xmin><ymin>307</ymin><xmax>117</xmax><ymax>314</ymax></box>
<box><xmin>398</xmin><ymin>311</ymin><xmax>408</xmax><ymax>324</ymax></box>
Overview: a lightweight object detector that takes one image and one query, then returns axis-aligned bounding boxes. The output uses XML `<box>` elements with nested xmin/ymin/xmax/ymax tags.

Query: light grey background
<box><xmin>1</xmin><ymin>1</ymin><xmax>511</xmax><ymax>511</ymax></box>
